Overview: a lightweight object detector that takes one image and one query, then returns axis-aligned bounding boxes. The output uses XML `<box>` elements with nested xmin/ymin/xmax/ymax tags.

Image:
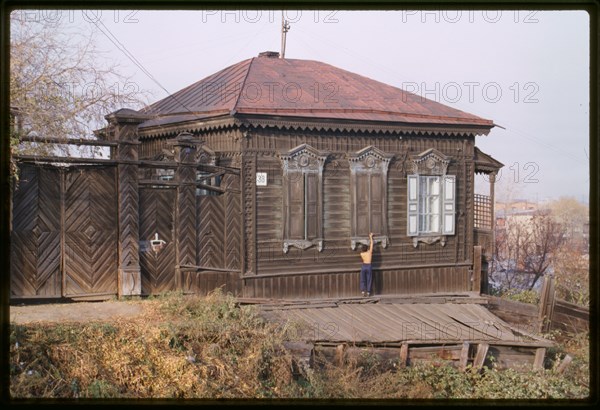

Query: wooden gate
<box><xmin>11</xmin><ymin>164</ymin><xmax>118</xmax><ymax>299</ymax></box>
<box><xmin>139</xmin><ymin>187</ymin><xmax>177</xmax><ymax>295</ymax></box>
<box><xmin>11</xmin><ymin>131</ymin><xmax>242</xmax><ymax>299</ymax></box>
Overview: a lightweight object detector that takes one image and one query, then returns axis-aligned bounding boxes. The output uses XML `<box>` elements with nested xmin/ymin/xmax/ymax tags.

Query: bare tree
<box><xmin>523</xmin><ymin>213</ymin><xmax>565</xmax><ymax>289</ymax></box>
<box><xmin>491</xmin><ymin>211</ymin><xmax>565</xmax><ymax>292</ymax></box>
<box><xmin>10</xmin><ymin>11</ymin><xmax>149</xmax><ymax>165</ymax></box>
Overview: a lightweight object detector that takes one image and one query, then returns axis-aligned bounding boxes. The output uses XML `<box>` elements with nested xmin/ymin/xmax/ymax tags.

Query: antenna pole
<box><xmin>280</xmin><ymin>11</ymin><xmax>290</xmax><ymax>58</ymax></box>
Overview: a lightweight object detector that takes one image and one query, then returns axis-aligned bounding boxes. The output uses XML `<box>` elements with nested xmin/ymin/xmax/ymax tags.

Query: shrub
<box><xmin>501</xmin><ymin>289</ymin><xmax>540</xmax><ymax>305</ymax></box>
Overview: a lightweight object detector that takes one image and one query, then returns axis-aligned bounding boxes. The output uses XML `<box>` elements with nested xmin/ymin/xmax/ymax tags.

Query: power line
<box><xmin>90</xmin><ymin>19</ymin><xmax>194</xmax><ymax>114</ymax></box>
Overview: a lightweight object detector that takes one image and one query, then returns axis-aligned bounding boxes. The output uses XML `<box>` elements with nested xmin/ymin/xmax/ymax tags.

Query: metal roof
<box><xmin>264</xmin><ymin>302</ymin><xmax>551</xmax><ymax>347</ymax></box>
<box><xmin>138</xmin><ymin>53</ymin><xmax>494</xmax><ymax>132</ymax></box>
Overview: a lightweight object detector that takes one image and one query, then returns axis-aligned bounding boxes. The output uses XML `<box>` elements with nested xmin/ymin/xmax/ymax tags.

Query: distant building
<box><xmin>495</xmin><ymin>199</ymin><xmax>538</xmax><ymax>214</ymax></box>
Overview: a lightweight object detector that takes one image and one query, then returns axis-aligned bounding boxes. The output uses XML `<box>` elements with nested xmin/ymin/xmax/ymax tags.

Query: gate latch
<box><xmin>150</xmin><ymin>233</ymin><xmax>166</xmax><ymax>253</ymax></box>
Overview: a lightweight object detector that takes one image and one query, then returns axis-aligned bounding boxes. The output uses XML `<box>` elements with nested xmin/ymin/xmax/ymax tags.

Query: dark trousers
<box><xmin>360</xmin><ymin>263</ymin><xmax>373</xmax><ymax>293</ymax></box>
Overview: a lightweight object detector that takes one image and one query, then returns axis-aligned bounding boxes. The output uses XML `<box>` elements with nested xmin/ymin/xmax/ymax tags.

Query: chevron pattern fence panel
<box><xmin>11</xmin><ymin>164</ymin><xmax>118</xmax><ymax>298</ymax></box>
<box><xmin>139</xmin><ymin>187</ymin><xmax>177</xmax><ymax>294</ymax></box>
<box><xmin>224</xmin><ymin>174</ymin><xmax>241</xmax><ymax>271</ymax></box>
<box><xmin>197</xmin><ymin>195</ymin><xmax>225</xmax><ymax>269</ymax></box>
<box><xmin>10</xmin><ymin>165</ymin><xmax>62</xmax><ymax>297</ymax></box>
<box><xmin>63</xmin><ymin>166</ymin><xmax>118</xmax><ymax>296</ymax></box>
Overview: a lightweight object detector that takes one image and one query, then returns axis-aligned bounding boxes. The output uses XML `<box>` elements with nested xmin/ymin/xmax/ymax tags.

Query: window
<box><xmin>418</xmin><ymin>176</ymin><xmax>441</xmax><ymax>233</ymax></box>
<box><xmin>407</xmin><ymin>148</ymin><xmax>455</xmax><ymax>246</ymax></box>
<box><xmin>196</xmin><ymin>170</ymin><xmax>221</xmax><ymax>196</ymax></box>
<box><xmin>356</xmin><ymin>173</ymin><xmax>383</xmax><ymax>236</ymax></box>
<box><xmin>281</xmin><ymin>144</ymin><xmax>329</xmax><ymax>253</ymax></box>
<box><xmin>157</xmin><ymin>168</ymin><xmax>174</xmax><ymax>182</ymax></box>
<box><xmin>287</xmin><ymin>172</ymin><xmax>318</xmax><ymax>240</ymax></box>
<box><xmin>349</xmin><ymin>146</ymin><xmax>393</xmax><ymax>250</ymax></box>
<box><xmin>407</xmin><ymin>174</ymin><xmax>455</xmax><ymax>236</ymax></box>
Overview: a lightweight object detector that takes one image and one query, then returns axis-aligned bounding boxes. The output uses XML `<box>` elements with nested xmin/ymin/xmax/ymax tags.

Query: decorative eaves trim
<box><xmin>137</xmin><ymin>115</ymin><xmax>492</xmax><ymax>139</ymax></box>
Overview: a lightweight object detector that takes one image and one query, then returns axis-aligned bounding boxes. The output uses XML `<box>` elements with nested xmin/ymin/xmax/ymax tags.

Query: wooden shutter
<box><xmin>306</xmin><ymin>172</ymin><xmax>318</xmax><ymax>239</ymax></box>
<box><xmin>288</xmin><ymin>172</ymin><xmax>305</xmax><ymax>239</ymax></box>
<box><xmin>442</xmin><ymin>175</ymin><xmax>456</xmax><ymax>235</ymax></box>
<box><xmin>370</xmin><ymin>173</ymin><xmax>383</xmax><ymax>235</ymax></box>
<box><xmin>356</xmin><ymin>173</ymin><xmax>369</xmax><ymax>236</ymax></box>
<box><xmin>407</xmin><ymin>174</ymin><xmax>419</xmax><ymax>236</ymax></box>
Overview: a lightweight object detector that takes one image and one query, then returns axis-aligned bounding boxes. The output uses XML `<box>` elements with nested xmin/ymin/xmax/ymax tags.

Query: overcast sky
<box><xmin>19</xmin><ymin>9</ymin><xmax>589</xmax><ymax>204</ymax></box>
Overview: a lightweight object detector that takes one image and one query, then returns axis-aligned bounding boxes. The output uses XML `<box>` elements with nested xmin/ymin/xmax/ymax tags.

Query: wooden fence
<box><xmin>10</xmin><ymin>114</ymin><xmax>241</xmax><ymax>300</ymax></box>
<box><xmin>486</xmin><ymin>295</ymin><xmax>589</xmax><ymax>335</ymax></box>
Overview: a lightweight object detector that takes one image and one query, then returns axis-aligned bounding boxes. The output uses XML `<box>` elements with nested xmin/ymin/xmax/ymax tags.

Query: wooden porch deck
<box><xmin>252</xmin><ymin>293</ymin><xmax>554</xmax><ymax>371</ymax></box>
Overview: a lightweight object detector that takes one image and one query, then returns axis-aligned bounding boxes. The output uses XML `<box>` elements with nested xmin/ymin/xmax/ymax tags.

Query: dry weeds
<box><xmin>9</xmin><ymin>290</ymin><xmax>590</xmax><ymax>400</ymax></box>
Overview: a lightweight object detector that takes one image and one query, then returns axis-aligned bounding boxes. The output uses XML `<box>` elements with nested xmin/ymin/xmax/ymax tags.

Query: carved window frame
<box><xmin>349</xmin><ymin>146</ymin><xmax>393</xmax><ymax>250</ymax></box>
<box><xmin>280</xmin><ymin>144</ymin><xmax>329</xmax><ymax>253</ymax></box>
<box><xmin>407</xmin><ymin>148</ymin><xmax>456</xmax><ymax>247</ymax></box>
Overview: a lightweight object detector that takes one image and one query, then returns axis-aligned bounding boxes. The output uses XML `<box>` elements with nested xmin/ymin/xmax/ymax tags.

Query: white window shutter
<box><xmin>407</xmin><ymin>174</ymin><xmax>419</xmax><ymax>236</ymax></box>
<box><xmin>442</xmin><ymin>175</ymin><xmax>456</xmax><ymax>235</ymax></box>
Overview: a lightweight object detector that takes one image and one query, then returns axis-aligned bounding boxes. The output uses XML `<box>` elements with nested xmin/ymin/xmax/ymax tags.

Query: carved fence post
<box><xmin>105</xmin><ymin>109</ymin><xmax>146</xmax><ymax>298</ymax></box>
<box><xmin>173</xmin><ymin>132</ymin><xmax>198</xmax><ymax>292</ymax></box>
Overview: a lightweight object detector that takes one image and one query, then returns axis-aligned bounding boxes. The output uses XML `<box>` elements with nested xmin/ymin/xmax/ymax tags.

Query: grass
<box><xmin>9</xmin><ymin>289</ymin><xmax>590</xmax><ymax>400</ymax></box>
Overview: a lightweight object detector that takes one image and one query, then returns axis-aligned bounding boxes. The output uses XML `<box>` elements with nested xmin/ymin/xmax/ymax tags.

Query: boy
<box><xmin>359</xmin><ymin>233</ymin><xmax>374</xmax><ymax>297</ymax></box>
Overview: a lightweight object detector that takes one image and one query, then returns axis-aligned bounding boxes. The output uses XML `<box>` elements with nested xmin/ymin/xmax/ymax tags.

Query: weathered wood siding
<box><xmin>243</xmin><ymin>129</ymin><xmax>476</xmax><ymax>298</ymax></box>
<box><xmin>11</xmin><ymin>125</ymin><xmax>481</xmax><ymax>300</ymax></box>
<box><xmin>242</xmin><ymin>266</ymin><xmax>471</xmax><ymax>299</ymax></box>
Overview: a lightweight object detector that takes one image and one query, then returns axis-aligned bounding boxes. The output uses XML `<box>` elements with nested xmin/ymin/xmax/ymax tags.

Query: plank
<box><xmin>533</xmin><ymin>348</ymin><xmax>546</xmax><ymax>371</ymax></box>
<box><xmin>557</xmin><ymin>354</ymin><xmax>573</xmax><ymax>374</ymax></box>
<box><xmin>459</xmin><ymin>342</ymin><xmax>470</xmax><ymax>371</ymax></box>
<box><xmin>473</xmin><ymin>343</ymin><xmax>489</xmax><ymax>370</ymax></box>
<box><xmin>473</xmin><ymin>245</ymin><xmax>482</xmax><ymax>293</ymax></box>
<box><xmin>399</xmin><ymin>343</ymin><xmax>409</xmax><ymax>366</ymax></box>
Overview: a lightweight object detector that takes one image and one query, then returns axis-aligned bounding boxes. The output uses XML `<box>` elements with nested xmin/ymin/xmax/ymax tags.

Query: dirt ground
<box><xmin>9</xmin><ymin>300</ymin><xmax>146</xmax><ymax>324</ymax></box>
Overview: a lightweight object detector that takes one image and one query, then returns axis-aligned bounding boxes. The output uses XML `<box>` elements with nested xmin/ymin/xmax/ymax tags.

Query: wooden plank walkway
<box><xmin>262</xmin><ymin>302</ymin><xmax>552</xmax><ymax>347</ymax></box>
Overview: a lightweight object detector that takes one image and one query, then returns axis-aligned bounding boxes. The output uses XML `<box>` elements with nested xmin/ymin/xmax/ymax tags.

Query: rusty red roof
<box><xmin>139</xmin><ymin>52</ymin><xmax>494</xmax><ymax>131</ymax></box>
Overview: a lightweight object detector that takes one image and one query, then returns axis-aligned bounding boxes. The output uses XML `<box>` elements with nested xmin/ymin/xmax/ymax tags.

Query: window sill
<box><xmin>410</xmin><ymin>235</ymin><xmax>447</xmax><ymax>247</ymax></box>
<box><xmin>351</xmin><ymin>236</ymin><xmax>389</xmax><ymax>250</ymax></box>
<box><xmin>283</xmin><ymin>239</ymin><xmax>323</xmax><ymax>253</ymax></box>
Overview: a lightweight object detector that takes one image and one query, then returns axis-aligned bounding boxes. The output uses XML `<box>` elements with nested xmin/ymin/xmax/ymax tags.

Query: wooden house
<box><xmin>104</xmin><ymin>50</ymin><xmax>503</xmax><ymax>299</ymax></box>
<box><xmin>11</xmin><ymin>51</ymin><xmax>503</xmax><ymax>301</ymax></box>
